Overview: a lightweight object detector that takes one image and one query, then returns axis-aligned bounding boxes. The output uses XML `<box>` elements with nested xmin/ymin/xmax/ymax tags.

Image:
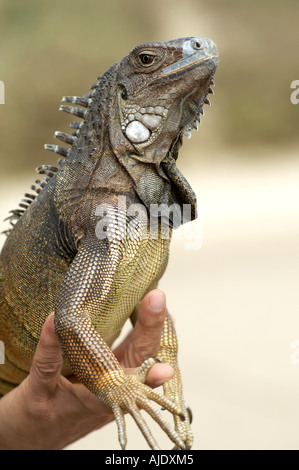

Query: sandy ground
<box><xmin>0</xmin><ymin>150</ymin><xmax>298</xmax><ymax>450</ymax></box>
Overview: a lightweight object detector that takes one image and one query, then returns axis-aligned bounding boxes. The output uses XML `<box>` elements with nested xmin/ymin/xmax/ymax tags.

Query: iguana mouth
<box><xmin>181</xmin><ymin>74</ymin><xmax>216</xmax><ymax>140</ymax></box>
<box><xmin>151</xmin><ymin>37</ymin><xmax>218</xmax><ymax>81</ymax></box>
<box><xmin>161</xmin><ymin>55</ymin><xmax>218</xmax><ymax>76</ymax></box>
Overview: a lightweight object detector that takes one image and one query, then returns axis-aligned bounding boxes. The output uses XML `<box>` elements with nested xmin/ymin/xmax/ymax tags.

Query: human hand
<box><xmin>0</xmin><ymin>290</ymin><xmax>174</xmax><ymax>450</ymax></box>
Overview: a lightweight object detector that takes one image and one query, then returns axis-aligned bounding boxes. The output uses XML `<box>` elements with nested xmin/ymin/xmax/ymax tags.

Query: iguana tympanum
<box><xmin>0</xmin><ymin>37</ymin><xmax>218</xmax><ymax>449</ymax></box>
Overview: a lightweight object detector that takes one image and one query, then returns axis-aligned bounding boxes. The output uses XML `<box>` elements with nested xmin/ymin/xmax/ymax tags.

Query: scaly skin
<box><xmin>0</xmin><ymin>37</ymin><xmax>218</xmax><ymax>449</ymax></box>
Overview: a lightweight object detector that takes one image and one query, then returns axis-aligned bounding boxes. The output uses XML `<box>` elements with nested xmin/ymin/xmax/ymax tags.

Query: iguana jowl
<box><xmin>0</xmin><ymin>37</ymin><xmax>218</xmax><ymax>449</ymax></box>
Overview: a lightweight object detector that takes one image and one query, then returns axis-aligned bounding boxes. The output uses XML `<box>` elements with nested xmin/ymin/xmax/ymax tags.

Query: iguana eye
<box><xmin>139</xmin><ymin>53</ymin><xmax>155</xmax><ymax>66</ymax></box>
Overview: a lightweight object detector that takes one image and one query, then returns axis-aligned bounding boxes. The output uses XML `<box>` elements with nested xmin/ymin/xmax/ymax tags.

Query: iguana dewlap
<box><xmin>0</xmin><ymin>37</ymin><xmax>218</xmax><ymax>449</ymax></box>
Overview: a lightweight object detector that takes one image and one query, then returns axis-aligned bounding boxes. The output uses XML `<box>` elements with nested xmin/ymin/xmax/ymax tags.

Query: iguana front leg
<box><xmin>54</xmin><ymin>236</ymin><xmax>186</xmax><ymax>450</ymax></box>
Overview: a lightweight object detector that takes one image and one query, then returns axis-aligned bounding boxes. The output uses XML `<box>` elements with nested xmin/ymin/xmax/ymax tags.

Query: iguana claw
<box><xmin>105</xmin><ymin>374</ymin><xmax>186</xmax><ymax>450</ymax></box>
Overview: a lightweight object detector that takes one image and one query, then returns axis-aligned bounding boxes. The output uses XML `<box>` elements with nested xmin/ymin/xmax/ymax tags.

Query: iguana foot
<box><xmin>101</xmin><ymin>373</ymin><xmax>187</xmax><ymax>450</ymax></box>
<box><xmin>136</xmin><ymin>357</ymin><xmax>193</xmax><ymax>449</ymax></box>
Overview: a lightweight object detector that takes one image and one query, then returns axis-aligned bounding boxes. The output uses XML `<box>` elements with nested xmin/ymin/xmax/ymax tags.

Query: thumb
<box><xmin>131</xmin><ymin>290</ymin><xmax>166</xmax><ymax>361</ymax></box>
<box><xmin>116</xmin><ymin>290</ymin><xmax>167</xmax><ymax>368</ymax></box>
<box><xmin>29</xmin><ymin>313</ymin><xmax>63</xmax><ymax>397</ymax></box>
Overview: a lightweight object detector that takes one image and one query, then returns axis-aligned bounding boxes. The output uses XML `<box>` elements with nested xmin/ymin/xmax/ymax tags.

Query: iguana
<box><xmin>0</xmin><ymin>37</ymin><xmax>218</xmax><ymax>449</ymax></box>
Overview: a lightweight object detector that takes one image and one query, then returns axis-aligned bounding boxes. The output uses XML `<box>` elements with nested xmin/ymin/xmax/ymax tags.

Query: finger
<box><xmin>131</xmin><ymin>290</ymin><xmax>166</xmax><ymax>361</ymax></box>
<box><xmin>29</xmin><ymin>313</ymin><xmax>63</xmax><ymax>397</ymax></box>
<box><xmin>145</xmin><ymin>363</ymin><xmax>174</xmax><ymax>388</ymax></box>
<box><xmin>125</xmin><ymin>363</ymin><xmax>174</xmax><ymax>388</ymax></box>
<box><xmin>138</xmin><ymin>290</ymin><xmax>167</xmax><ymax>331</ymax></box>
<box><xmin>116</xmin><ymin>290</ymin><xmax>167</xmax><ymax>368</ymax></box>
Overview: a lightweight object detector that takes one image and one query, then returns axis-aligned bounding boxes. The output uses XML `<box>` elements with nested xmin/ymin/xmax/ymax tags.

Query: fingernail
<box><xmin>149</xmin><ymin>291</ymin><xmax>165</xmax><ymax>312</ymax></box>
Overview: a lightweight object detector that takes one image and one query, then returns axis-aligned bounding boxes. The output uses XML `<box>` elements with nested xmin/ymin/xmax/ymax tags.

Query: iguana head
<box><xmin>115</xmin><ymin>37</ymin><xmax>218</xmax><ymax>161</ymax></box>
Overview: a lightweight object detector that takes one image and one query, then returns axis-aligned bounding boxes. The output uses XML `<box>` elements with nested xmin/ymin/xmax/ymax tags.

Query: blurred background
<box><xmin>0</xmin><ymin>0</ymin><xmax>298</xmax><ymax>450</ymax></box>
